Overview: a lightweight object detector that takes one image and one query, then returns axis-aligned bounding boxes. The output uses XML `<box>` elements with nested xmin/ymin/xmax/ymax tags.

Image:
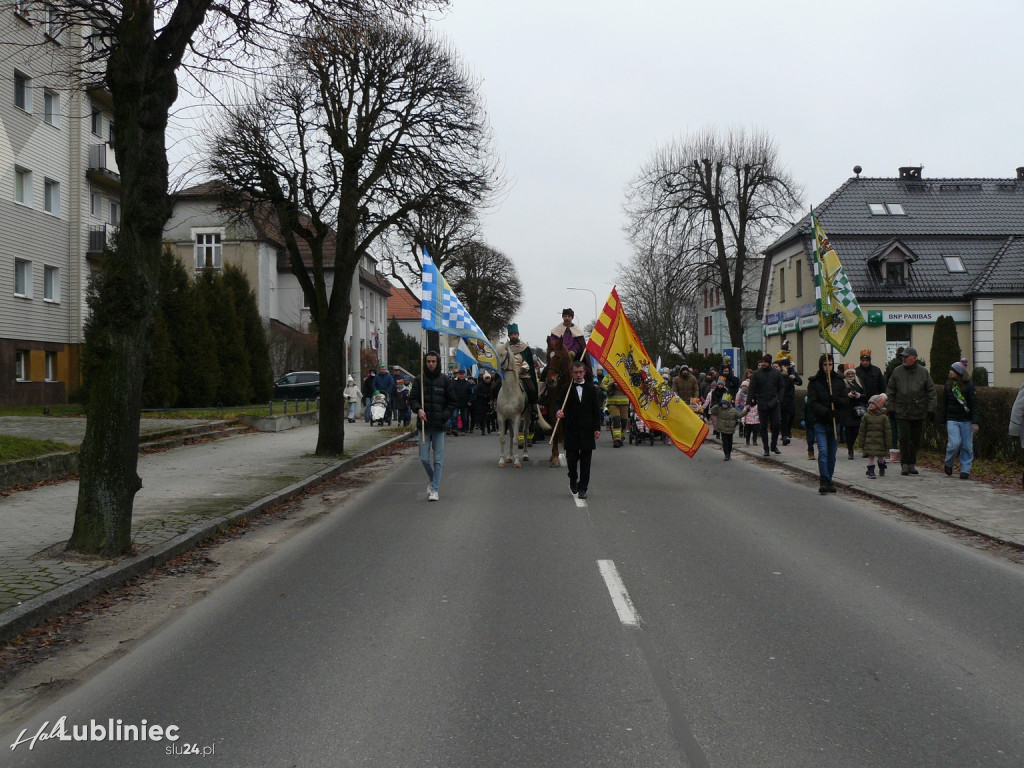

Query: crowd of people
<box><xmin>360</xmin><ymin>317</ymin><xmax>1024</xmax><ymax>502</ymax></box>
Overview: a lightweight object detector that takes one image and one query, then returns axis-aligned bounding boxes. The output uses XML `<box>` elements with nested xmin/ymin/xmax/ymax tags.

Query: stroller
<box><xmin>369</xmin><ymin>391</ymin><xmax>389</xmax><ymax>426</ymax></box>
<box><xmin>627</xmin><ymin>407</ymin><xmax>658</xmax><ymax>446</ymax></box>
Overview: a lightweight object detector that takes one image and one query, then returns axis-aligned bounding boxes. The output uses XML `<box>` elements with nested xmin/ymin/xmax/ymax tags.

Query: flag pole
<box><xmin>419</xmin><ymin>326</ymin><xmax>426</xmax><ymax>445</ymax></box>
<box><xmin>548</xmin><ymin>381</ymin><xmax>574</xmax><ymax>445</ymax></box>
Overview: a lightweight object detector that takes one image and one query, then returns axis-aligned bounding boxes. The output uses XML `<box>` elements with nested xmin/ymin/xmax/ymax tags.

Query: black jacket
<box><xmin>749</xmin><ymin>365</ymin><xmax>785</xmax><ymax>410</ymax></box>
<box><xmin>855</xmin><ymin>363</ymin><xmax>886</xmax><ymax>399</ymax></box>
<box><xmin>807</xmin><ymin>368</ymin><xmax>850</xmax><ymax>428</ymax></box>
<box><xmin>559</xmin><ymin>379</ymin><xmax>603</xmax><ymax>451</ymax></box>
<box><xmin>940</xmin><ymin>379</ymin><xmax>978</xmax><ymax>424</ymax></box>
<box><xmin>410</xmin><ymin>368</ymin><xmax>456</xmax><ymax>432</ymax></box>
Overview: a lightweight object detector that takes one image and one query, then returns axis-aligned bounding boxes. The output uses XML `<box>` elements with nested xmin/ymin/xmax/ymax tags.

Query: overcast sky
<box><xmin>428</xmin><ymin>0</ymin><xmax>1024</xmax><ymax>346</ymax></box>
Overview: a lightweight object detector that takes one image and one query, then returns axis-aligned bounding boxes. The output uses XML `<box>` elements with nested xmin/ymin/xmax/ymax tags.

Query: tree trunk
<box><xmin>315</xmin><ymin>282</ymin><xmax>354</xmax><ymax>455</ymax></box>
<box><xmin>67</xmin><ymin>5</ymin><xmax>178</xmax><ymax>555</ymax></box>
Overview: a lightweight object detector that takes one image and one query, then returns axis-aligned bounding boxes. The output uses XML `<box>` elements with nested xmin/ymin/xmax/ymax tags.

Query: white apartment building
<box><xmin>1</xmin><ymin>4</ymin><xmax>119</xmax><ymax>405</ymax></box>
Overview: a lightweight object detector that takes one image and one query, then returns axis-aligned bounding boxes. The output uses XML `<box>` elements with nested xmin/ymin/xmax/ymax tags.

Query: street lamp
<box><xmin>565</xmin><ymin>287</ymin><xmax>598</xmax><ymax>325</ymax></box>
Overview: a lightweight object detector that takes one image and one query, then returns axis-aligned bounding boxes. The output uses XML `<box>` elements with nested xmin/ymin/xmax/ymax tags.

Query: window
<box><xmin>44</xmin><ymin>178</ymin><xmax>60</xmax><ymax>215</ymax></box>
<box><xmin>15</xmin><ymin>258</ymin><xmax>32</xmax><ymax>297</ymax></box>
<box><xmin>109</xmin><ymin>200</ymin><xmax>119</xmax><ymax>224</ymax></box>
<box><xmin>44</xmin><ymin>265</ymin><xmax>59</xmax><ymax>302</ymax></box>
<box><xmin>43</xmin><ymin>89</ymin><xmax>59</xmax><ymax>126</ymax></box>
<box><xmin>14</xmin><ymin>70</ymin><xmax>31</xmax><ymax>112</ymax></box>
<box><xmin>194</xmin><ymin>231</ymin><xmax>222</xmax><ymax>268</ymax></box>
<box><xmin>15</xmin><ymin>167</ymin><xmax>32</xmax><ymax>205</ymax></box>
<box><xmin>42</xmin><ymin>3</ymin><xmax>60</xmax><ymax>39</ymax></box>
<box><xmin>943</xmin><ymin>256</ymin><xmax>966</xmax><ymax>273</ymax></box>
<box><xmin>45</xmin><ymin>351</ymin><xmax>57</xmax><ymax>381</ymax></box>
<box><xmin>779</xmin><ymin>266</ymin><xmax>786</xmax><ymax>303</ymax></box>
<box><xmin>91</xmin><ymin>107</ymin><xmax>102</xmax><ymax>136</ymax></box>
<box><xmin>90</xmin><ymin>191</ymin><xmax>100</xmax><ymax>216</ymax></box>
<box><xmin>108</xmin><ymin>121</ymin><xmax>115</xmax><ymax>146</ymax></box>
<box><xmin>885</xmin><ymin>260</ymin><xmax>905</xmax><ymax>285</ymax></box>
<box><xmin>15</xmin><ymin>351</ymin><xmax>29</xmax><ymax>381</ymax></box>
<box><xmin>1012</xmin><ymin>322</ymin><xmax>1024</xmax><ymax>372</ymax></box>
<box><xmin>795</xmin><ymin>259</ymin><xmax>803</xmax><ymax>297</ymax></box>
<box><xmin>869</xmin><ymin>202</ymin><xmax>906</xmax><ymax>215</ymax></box>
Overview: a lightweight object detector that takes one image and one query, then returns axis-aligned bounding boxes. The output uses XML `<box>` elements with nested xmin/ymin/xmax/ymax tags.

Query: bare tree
<box><xmin>207</xmin><ymin>16</ymin><xmax>499</xmax><ymax>455</ymax></box>
<box><xmin>56</xmin><ymin>0</ymin><xmax>442</xmax><ymax>555</ymax></box>
<box><xmin>445</xmin><ymin>241</ymin><xmax>522</xmax><ymax>340</ymax></box>
<box><xmin>615</xmin><ymin>232</ymin><xmax>704</xmax><ymax>361</ymax></box>
<box><xmin>624</xmin><ymin>128</ymin><xmax>803</xmax><ymax>355</ymax></box>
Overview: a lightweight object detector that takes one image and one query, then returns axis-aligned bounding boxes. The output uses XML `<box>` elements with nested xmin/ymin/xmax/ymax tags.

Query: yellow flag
<box><xmin>586</xmin><ymin>288</ymin><xmax>708</xmax><ymax>457</ymax></box>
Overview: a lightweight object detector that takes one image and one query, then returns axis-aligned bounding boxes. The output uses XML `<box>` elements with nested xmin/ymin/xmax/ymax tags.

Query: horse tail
<box><xmin>536</xmin><ymin>407</ymin><xmax>552</xmax><ymax>432</ymax></box>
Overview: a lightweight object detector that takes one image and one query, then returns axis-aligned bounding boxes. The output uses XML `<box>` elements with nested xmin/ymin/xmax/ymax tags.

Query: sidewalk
<box><xmin>723</xmin><ymin>429</ymin><xmax>1024</xmax><ymax>545</ymax></box>
<box><xmin>0</xmin><ymin>417</ymin><xmax>409</xmax><ymax>642</ymax></box>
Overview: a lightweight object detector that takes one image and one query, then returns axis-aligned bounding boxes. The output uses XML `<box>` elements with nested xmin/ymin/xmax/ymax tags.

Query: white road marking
<box><xmin>598</xmin><ymin>559</ymin><xmax>641</xmax><ymax>627</ymax></box>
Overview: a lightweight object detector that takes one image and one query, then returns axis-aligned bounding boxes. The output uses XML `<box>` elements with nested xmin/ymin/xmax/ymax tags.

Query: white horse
<box><xmin>494</xmin><ymin>341</ymin><xmax>533</xmax><ymax>468</ymax></box>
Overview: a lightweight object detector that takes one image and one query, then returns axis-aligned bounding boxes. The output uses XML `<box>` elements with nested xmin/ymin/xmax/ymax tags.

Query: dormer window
<box><xmin>885</xmin><ymin>261</ymin><xmax>905</xmax><ymax>285</ymax></box>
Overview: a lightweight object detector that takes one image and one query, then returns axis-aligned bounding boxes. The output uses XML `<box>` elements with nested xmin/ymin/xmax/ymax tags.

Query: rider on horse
<box><xmin>493</xmin><ymin>323</ymin><xmax>538</xmax><ymax>409</ymax></box>
<box><xmin>550</xmin><ymin>308</ymin><xmax>590</xmax><ymax>376</ymax></box>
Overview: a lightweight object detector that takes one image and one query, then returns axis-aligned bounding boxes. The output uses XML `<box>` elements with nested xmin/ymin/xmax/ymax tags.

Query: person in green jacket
<box><xmin>856</xmin><ymin>394</ymin><xmax>893</xmax><ymax>479</ymax></box>
<box><xmin>884</xmin><ymin>347</ymin><xmax>937</xmax><ymax>475</ymax></box>
<box><xmin>710</xmin><ymin>394</ymin><xmax>744</xmax><ymax>461</ymax></box>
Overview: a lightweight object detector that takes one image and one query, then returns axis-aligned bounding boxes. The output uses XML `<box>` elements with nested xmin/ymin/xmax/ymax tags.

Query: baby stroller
<box><xmin>369</xmin><ymin>391</ymin><xmax>389</xmax><ymax>426</ymax></box>
<box><xmin>627</xmin><ymin>407</ymin><xmax>657</xmax><ymax>446</ymax></box>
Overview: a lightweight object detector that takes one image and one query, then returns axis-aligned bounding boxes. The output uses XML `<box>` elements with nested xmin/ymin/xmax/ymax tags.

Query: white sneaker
<box><xmin>428</xmin><ymin>490</ymin><xmax>439</xmax><ymax>502</ymax></box>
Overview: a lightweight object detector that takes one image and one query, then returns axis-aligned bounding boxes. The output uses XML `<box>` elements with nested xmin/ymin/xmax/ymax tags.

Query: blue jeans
<box><xmin>945</xmin><ymin>421</ymin><xmax>974</xmax><ymax>474</ymax></box>
<box><xmin>813</xmin><ymin>422</ymin><xmax>838</xmax><ymax>482</ymax></box>
<box><xmin>420</xmin><ymin>429</ymin><xmax>446</xmax><ymax>492</ymax></box>
<box><xmin>364</xmin><ymin>396</ymin><xmax>373</xmax><ymax>421</ymax></box>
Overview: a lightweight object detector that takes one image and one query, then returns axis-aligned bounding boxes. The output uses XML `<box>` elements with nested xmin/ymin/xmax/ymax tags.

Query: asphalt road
<box><xmin>4</xmin><ymin>434</ymin><xmax>1024</xmax><ymax>767</ymax></box>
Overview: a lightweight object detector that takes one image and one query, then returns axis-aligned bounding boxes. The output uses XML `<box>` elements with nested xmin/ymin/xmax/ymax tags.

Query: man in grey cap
<box><xmin>885</xmin><ymin>346</ymin><xmax>936</xmax><ymax>475</ymax></box>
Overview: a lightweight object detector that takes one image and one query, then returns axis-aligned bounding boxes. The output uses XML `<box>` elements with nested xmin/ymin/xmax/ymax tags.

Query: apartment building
<box><xmin>1</xmin><ymin>4</ymin><xmax>118</xmax><ymax>405</ymax></box>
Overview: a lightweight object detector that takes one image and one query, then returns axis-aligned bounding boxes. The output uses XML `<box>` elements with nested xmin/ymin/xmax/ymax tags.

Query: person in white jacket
<box><xmin>343</xmin><ymin>376</ymin><xmax>361</xmax><ymax>423</ymax></box>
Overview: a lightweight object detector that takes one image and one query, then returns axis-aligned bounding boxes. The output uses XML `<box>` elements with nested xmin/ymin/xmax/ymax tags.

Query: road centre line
<box><xmin>597</xmin><ymin>560</ymin><xmax>641</xmax><ymax>627</ymax></box>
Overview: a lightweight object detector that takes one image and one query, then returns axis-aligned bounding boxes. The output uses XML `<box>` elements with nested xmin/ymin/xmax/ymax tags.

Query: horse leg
<box><xmin>512</xmin><ymin>413</ymin><xmax>523</xmax><ymax>468</ymax></box>
<box><xmin>498</xmin><ymin>419</ymin><xmax>507</xmax><ymax>467</ymax></box>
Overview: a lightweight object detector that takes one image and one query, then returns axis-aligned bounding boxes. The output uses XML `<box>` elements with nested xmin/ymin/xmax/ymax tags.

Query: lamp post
<box><xmin>565</xmin><ymin>287</ymin><xmax>598</xmax><ymax>325</ymax></box>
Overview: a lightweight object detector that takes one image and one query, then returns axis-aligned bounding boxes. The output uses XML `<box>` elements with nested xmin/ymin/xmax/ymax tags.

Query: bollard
<box><xmin>269</xmin><ymin>400</ymin><xmax>274</xmax><ymax>416</ymax></box>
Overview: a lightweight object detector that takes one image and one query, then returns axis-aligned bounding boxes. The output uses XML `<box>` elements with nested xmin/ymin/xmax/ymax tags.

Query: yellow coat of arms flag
<box><xmin>586</xmin><ymin>288</ymin><xmax>708</xmax><ymax>458</ymax></box>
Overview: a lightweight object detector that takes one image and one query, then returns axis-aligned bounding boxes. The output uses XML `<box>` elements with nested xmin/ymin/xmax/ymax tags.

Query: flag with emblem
<box><xmin>812</xmin><ymin>213</ymin><xmax>865</xmax><ymax>355</ymax></box>
<box><xmin>586</xmin><ymin>288</ymin><xmax>708</xmax><ymax>457</ymax></box>
<box><xmin>421</xmin><ymin>248</ymin><xmax>501</xmax><ymax>374</ymax></box>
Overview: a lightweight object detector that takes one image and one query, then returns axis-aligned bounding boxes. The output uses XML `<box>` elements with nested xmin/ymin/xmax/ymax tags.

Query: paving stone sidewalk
<box><xmin>0</xmin><ymin>418</ymin><xmax>407</xmax><ymax>640</ymax></box>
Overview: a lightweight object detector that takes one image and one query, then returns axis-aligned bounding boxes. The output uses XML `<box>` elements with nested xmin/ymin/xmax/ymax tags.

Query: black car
<box><xmin>273</xmin><ymin>371</ymin><xmax>320</xmax><ymax>399</ymax></box>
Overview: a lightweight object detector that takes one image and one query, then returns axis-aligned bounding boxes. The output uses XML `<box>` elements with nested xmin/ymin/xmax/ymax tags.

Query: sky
<box><xmin>427</xmin><ymin>0</ymin><xmax>1024</xmax><ymax>347</ymax></box>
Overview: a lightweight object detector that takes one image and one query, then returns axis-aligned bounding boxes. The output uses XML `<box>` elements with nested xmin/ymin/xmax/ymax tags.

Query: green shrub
<box><xmin>972</xmin><ymin>367</ymin><xmax>989</xmax><ymax>387</ymax></box>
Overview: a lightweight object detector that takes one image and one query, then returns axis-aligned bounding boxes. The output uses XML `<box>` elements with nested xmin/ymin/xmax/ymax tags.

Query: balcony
<box><xmin>86</xmin><ymin>143</ymin><xmax>120</xmax><ymax>190</ymax></box>
<box><xmin>87</xmin><ymin>223</ymin><xmax>116</xmax><ymax>258</ymax></box>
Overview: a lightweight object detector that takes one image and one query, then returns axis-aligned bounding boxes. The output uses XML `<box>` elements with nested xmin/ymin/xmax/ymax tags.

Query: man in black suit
<box><xmin>556</xmin><ymin>361</ymin><xmax>603</xmax><ymax>499</ymax></box>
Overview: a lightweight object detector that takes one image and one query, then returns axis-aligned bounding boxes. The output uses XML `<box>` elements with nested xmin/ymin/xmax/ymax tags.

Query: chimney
<box><xmin>898</xmin><ymin>166</ymin><xmax>923</xmax><ymax>180</ymax></box>
<box><xmin>1017</xmin><ymin>167</ymin><xmax>1024</xmax><ymax>180</ymax></box>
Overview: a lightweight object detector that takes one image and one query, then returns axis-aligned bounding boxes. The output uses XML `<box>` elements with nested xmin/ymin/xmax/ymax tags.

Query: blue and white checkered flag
<box><xmin>421</xmin><ymin>248</ymin><xmax>501</xmax><ymax>375</ymax></box>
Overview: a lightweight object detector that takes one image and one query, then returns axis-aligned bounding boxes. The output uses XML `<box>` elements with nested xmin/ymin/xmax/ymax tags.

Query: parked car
<box><xmin>273</xmin><ymin>371</ymin><xmax>320</xmax><ymax>399</ymax></box>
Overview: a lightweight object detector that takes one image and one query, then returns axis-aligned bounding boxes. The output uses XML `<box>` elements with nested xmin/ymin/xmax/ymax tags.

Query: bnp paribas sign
<box><xmin>867</xmin><ymin>310</ymin><xmax>971</xmax><ymax>326</ymax></box>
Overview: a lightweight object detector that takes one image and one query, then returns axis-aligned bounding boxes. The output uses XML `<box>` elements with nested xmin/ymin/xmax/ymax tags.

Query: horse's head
<box><xmin>546</xmin><ymin>334</ymin><xmax>564</xmax><ymax>352</ymax></box>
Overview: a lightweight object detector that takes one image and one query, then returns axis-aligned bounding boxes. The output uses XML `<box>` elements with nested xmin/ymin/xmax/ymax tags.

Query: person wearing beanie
<box><xmin>885</xmin><ymin>346</ymin><xmax>936</xmax><ymax>475</ymax></box>
<box><xmin>857</xmin><ymin>394</ymin><xmax>892</xmax><ymax>478</ymax></box>
<box><xmin>710</xmin><ymin>392</ymin><xmax>744</xmax><ymax>461</ymax></box>
<box><xmin>343</xmin><ymin>375</ymin><xmax>361</xmax><ymax>423</ymax></box>
<box><xmin>855</xmin><ymin>350</ymin><xmax>885</xmax><ymax>399</ymax></box>
<box><xmin>940</xmin><ymin>361</ymin><xmax>978</xmax><ymax>479</ymax></box>
<box><xmin>672</xmin><ymin>364</ymin><xmax>700</xmax><ymax>404</ymax></box>
<box><xmin>807</xmin><ymin>353</ymin><xmax>850</xmax><ymax>493</ymax></box>
<box><xmin>749</xmin><ymin>353</ymin><xmax>786</xmax><ymax>457</ymax></box>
